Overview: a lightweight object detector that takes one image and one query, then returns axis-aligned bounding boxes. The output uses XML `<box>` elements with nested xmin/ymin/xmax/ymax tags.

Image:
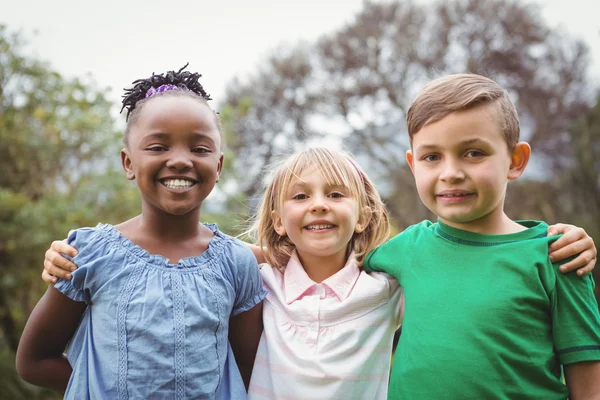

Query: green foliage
<box><xmin>0</xmin><ymin>24</ymin><xmax>138</xmax><ymax>398</ymax></box>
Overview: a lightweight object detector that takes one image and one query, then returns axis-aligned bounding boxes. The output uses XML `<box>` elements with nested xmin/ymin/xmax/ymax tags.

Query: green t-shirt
<box><xmin>365</xmin><ymin>220</ymin><xmax>600</xmax><ymax>400</ymax></box>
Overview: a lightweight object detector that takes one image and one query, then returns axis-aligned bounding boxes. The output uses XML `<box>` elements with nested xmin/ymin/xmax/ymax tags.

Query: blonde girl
<box><xmin>247</xmin><ymin>147</ymin><xmax>403</xmax><ymax>399</ymax></box>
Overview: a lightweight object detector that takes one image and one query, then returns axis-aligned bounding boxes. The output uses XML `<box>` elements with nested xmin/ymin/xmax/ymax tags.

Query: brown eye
<box><xmin>422</xmin><ymin>154</ymin><xmax>440</xmax><ymax>162</ymax></box>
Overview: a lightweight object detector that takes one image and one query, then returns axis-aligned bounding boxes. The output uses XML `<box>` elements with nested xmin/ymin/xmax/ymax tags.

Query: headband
<box><xmin>145</xmin><ymin>84</ymin><xmax>183</xmax><ymax>99</ymax></box>
<box><xmin>346</xmin><ymin>157</ymin><xmax>365</xmax><ymax>185</ymax></box>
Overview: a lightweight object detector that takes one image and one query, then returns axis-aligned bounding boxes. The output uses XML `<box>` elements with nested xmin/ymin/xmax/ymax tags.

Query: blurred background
<box><xmin>1</xmin><ymin>0</ymin><xmax>598</xmax><ymax>397</ymax></box>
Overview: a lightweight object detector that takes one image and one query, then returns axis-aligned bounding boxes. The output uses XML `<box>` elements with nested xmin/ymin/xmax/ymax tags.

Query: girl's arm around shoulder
<box><xmin>564</xmin><ymin>361</ymin><xmax>600</xmax><ymax>400</ymax></box>
<box><xmin>16</xmin><ymin>285</ymin><xmax>87</xmax><ymax>391</ymax></box>
<box><xmin>547</xmin><ymin>223</ymin><xmax>597</xmax><ymax>276</ymax></box>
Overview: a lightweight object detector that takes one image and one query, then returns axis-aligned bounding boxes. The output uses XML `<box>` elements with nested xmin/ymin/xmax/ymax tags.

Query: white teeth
<box><xmin>306</xmin><ymin>224</ymin><xmax>334</xmax><ymax>230</ymax></box>
<box><xmin>163</xmin><ymin>179</ymin><xmax>194</xmax><ymax>189</ymax></box>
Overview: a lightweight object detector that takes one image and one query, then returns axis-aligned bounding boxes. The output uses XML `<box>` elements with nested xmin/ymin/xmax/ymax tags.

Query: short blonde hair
<box><xmin>407</xmin><ymin>73</ymin><xmax>520</xmax><ymax>150</ymax></box>
<box><xmin>249</xmin><ymin>147</ymin><xmax>390</xmax><ymax>270</ymax></box>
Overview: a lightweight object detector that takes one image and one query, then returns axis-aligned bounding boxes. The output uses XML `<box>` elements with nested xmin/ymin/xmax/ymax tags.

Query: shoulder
<box><xmin>384</xmin><ymin>220</ymin><xmax>435</xmax><ymax>247</ymax></box>
<box><xmin>205</xmin><ymin>224</ymin><xmax>259</xmax><ymax>273</ymax></box>
<box><xmin>370</xmin><ymin>220</ymin><xmax>435</xmax><ymax>257</ymax></box>
<box><xmin>67</xmin><ymin>224</ymin><xmax>110</xmax><ymax>246</ymax></box>
<box><xmin>67</xmin><ymin>223</ymin><xmax>125</xmax><ymax>263</ymax></box>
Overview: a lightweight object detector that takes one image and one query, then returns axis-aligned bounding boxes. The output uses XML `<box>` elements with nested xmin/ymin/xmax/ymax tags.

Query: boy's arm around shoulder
<box><xmin>16</xmin><ymin>285</ymin><xmax>87</xmax><ymax>392</ymax></box>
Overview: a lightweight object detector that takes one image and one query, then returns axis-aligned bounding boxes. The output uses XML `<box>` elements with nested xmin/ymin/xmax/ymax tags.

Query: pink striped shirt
<box><xmin>248</xmin><ymin>251</ymin><xmax>404</xmax><ymax>400</ymax></box>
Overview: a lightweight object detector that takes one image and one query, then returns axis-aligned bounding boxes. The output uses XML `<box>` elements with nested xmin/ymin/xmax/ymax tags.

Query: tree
<box><xmin>221</xmin><ymin>0</ymin><xmax>595</xmax><ymax>230</ymax></box>
<box><xmin>0</xmin><ymin>25</ymin><xmax>139</xmax><ymax>399</ymax></box>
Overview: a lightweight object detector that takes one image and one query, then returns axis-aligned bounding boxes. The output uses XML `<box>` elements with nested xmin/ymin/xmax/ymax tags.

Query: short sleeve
<box><xmin>552</xmin><ymin>266</ymin><xmax>600</xmax><ymax>364</ymax></box>
<box><xmin>223</xmin><ymin>240</ymin><xmax>268</xmax><ymax>316</ymax></box>
<box><xmin>53</xmin><ymin>226</ymin><xmax>117</xmax><ymax>304</ymax></box>
<box><xmin>364</xmin><ymin>237</ymin><xmax>402</xmax><ymax>277</ymax></box>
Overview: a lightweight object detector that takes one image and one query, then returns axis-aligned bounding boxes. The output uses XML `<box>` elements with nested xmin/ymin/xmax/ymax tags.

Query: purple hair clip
<box><xmin>145</xmin><ymin>84</ymin><xmax>182</xmax><ymax>98</ymax></box>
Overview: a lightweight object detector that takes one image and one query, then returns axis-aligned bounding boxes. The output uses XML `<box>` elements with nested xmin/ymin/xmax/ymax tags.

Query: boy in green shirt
<box><xmin>365</xmin><ymin>73</ymin><xmax>600</xmax><ymax>399</ymax></box>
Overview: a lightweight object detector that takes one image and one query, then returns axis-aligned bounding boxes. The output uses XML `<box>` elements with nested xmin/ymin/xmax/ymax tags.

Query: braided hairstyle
<box><xmin>120</xmin><ymin>63</ymin><xmax>222</xmax><ymax>145</ymax></box>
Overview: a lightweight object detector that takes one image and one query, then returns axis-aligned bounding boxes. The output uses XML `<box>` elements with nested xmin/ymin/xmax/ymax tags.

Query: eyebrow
<box><xmin>141</xmin><ymin>132</ymin><xmax>217</xmax><ymax>145</ymax></box>
<box><xmin>415</xmin><ymin>138</ymin><xmax>492</xmax><ymax>151</ymax></box>
<box><xmin>287</xmin><ymin>180</ymin><xmax>348</xmax><ymax>192</ymax></box>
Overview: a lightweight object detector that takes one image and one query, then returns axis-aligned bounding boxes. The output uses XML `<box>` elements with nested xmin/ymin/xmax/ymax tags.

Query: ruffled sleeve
<box><xmin>53</xmin><ymin>225</ymin><xmax>119</xmax><ymax>304</ymax></box>
<box><xmin>223</xmin><ymin>239</ymin><xmax>268</xmax><ymax>316</ymax></box>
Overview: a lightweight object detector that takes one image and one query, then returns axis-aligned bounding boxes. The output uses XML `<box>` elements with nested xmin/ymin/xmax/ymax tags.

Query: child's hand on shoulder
<box><xmin>42</xmin><ymin>240</ymin><xmax>78</xmax><ymax>283</ymax></box>
<box><xmin>547</xmin><ymin>223</ymin><xmax>597</xmax><ymax>276</ymax></box>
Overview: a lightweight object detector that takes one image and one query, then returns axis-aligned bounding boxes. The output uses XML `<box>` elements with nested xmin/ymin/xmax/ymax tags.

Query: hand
<box><xmin>547</xmin><ymin>223</ymin><xmax>597</xmax><ymax>276</ymax></box>
<box><xmin>42</xmin><ymin>240</ymin><xmax>78</xmax><ymax>283</ymax></box>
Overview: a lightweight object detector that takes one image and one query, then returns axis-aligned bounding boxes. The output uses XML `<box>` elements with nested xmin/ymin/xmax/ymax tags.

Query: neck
<box><xmin>441</xmin><ymin>211</ymin><xmax>526</xmax><ymax>235</ymax></box>
<box><xmin>138</xmin><ymin>204</ymin><xmax>203</xmax><ymax>240</ymax></box>
<box><xmin>296</xmin><ymin>249</ymin><xmax>348</xmax><ymax>283</ymax></box>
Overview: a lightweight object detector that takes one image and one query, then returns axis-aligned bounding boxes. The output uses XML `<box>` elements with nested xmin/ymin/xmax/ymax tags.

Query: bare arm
<box><xmin>228</xmin><ymin>302</ymin><xmax>264</xmax><ymax>390</ymax></box>
<box><xmin>547</xmin><ymin>223</ymin><xmax>597</xmax><ymax>275</ymax></box>
<box><xmin>16</xmin><ymin>285</ymin><xmax>87</xmax><ymax>391</ymax></box>
<box><xmin>564</xmin><ymin>361</ymin><xmax>600</xmax><ymax>400</ymax></box>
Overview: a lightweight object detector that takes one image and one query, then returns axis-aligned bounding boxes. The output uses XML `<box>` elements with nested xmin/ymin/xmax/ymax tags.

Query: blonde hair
<box><xmin>249</xmin><ymin>147</ymin><xmax>390</xmax><ymax>270</ymax></box>
<box><xmin>407</xmin><ymin>73</ymin><xmax>520</xmax><ymax>150</ymax></box>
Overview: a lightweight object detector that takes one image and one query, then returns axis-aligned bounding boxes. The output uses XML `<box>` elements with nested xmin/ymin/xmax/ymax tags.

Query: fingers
<box><xmin>50</xmin><ymin>239</ymin><xmax>78</xmax><ymax>257</ymax></box>
<box><xmin>42</xmin><ymin>268</ymin><xmax>58</xmax><ymax>284</ymax></box>
<box><xmin>556</xmin><ymin>252</ymin><xmax>596</xmax><ymax>276</ymax></box>
<box><xmin>546</xmin><ymin>223</ymin><xmax>572</xmax><ymax>236</ymax></box>
<box><xmin>43</xmin><ymin>240</ymin><xmax>78</xmax><ymax>281</ymax></box>
<box><xmin>548</xmin><ymin>226</ymin><xmax>586</xmax><ymax>251</ymax></box>
<box><xmin>43</xmin><ymin>257</ymin><xmax>74</xmax><ymax>280</ymax></box>
<box><xmin>548</xmin><ymin>223</ymin><xmax>597</xmax><ymax>275</ymax></box>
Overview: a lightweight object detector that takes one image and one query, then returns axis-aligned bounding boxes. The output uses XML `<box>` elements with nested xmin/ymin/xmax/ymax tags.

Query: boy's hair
<box><xmin>120</xmin><ymin>63</ymin><xmax>223</xmax><ymax>146</ymax></box>
<box><xmin>407</xmin><ymin>73</ymin><xmax>520</xmax><ymax>150</ymax></box>
<box><xmin>250</xmin><ymin>147</ymin><xmax>390</xmax><ymax>270</ymax></box>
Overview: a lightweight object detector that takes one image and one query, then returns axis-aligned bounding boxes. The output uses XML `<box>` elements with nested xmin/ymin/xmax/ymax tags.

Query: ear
<box><xmin>216</xmin><ymin>152</ymin><xmax>224</xmax><ymax>182</ymax></box>
<box><xmin>406</xmin><ymin>150</ymin><xmax>416</xmax><ymax>175</ymax></box>
<box><xmin>355</xmin><ymin>206</ymin><xmax>373</xmax><ymax>233</ymax></box>
<box><xmin>507</xmin><ymin>142</ymin><xmax>531</xmax><ymax>181</ymax></box>
<box><xmin>271</xmin><ymin>210</ymin><xmax>286</xmax><ymax>236</ymax></box>
<box><xmin>121</xmin><ymin>148</ymin><xmax>135</xmax><ymax>181</ymax></box>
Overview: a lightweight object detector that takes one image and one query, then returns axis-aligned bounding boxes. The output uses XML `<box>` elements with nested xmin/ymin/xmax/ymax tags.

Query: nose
<box><xmin>309</xmin><ymin>194</ymin><xmax>329</xmax><ymax>213</ymax></box>
<box><xmin>439</xmin><ymin>160</ymin><xmax>465</xmax><ymax>183</ymax></box>
<box><xmin>166</xmin><ymin>148</ymin><xmax>193</xmax><ymax>170</ymax></box>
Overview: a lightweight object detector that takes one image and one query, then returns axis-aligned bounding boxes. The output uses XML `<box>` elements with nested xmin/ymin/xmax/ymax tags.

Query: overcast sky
<box><xmin>2</xmin><ymin>0</ymin><xmax>598</xmax><ymax>111</ymax></box>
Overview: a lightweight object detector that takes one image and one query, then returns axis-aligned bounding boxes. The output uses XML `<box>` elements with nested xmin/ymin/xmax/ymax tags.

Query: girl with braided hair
<box><xmin>29</xmin><ymin>67</ymin><xmax>597</xmax><ymax>399</ymax></box>
<box><xmin>16</xmin><ymin>65</ymin><xmax>267</xmax><ymax>399</ymax></box>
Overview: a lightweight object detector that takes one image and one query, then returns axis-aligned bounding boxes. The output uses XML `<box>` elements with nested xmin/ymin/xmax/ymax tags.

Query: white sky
<box><xmin>2</xmin><ymin>0</ymin><xmax>598</xmax><ymax>112</ymax></box>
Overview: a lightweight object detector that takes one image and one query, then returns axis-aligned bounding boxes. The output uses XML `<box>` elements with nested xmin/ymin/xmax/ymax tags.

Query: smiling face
<box><xmin>272</xmin><ymin>167</ymin><xmax>363</xmax><ymax>268</ymax></box>
<box><xmin>406</xmin><ymin>103</ymin><xmax>530</xmax><ymax>233</ymax></box>
<box><xmin>121</xmin><ymin>95</ymin><xmax>223</xmax><ymax>217</ymax></box>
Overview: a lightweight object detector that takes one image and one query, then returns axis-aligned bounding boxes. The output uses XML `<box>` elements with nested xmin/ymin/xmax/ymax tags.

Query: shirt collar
<box><xmin>283</xmin><ymin>250</ymin><xmax>361</xmax><ymax>304</ymax></box>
